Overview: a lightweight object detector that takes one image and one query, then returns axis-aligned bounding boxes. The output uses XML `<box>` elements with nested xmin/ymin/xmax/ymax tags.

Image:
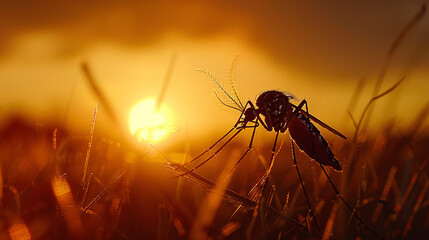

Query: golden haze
<box><xmin>0</xmin><ymin>1</ymin><xmax>428</xmax><ymax>141</ymax></box>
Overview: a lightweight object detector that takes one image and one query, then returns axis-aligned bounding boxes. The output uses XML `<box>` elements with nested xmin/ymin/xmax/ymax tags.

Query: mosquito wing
<box><xmin>281</xmin><ymin>91</ymin><xmax>300</xmax><ymax>102</ymax></box>
<box><xmin>290</xmin><ymin>103</ymin><xmax>347</xmax><ymax>139</ymax></box>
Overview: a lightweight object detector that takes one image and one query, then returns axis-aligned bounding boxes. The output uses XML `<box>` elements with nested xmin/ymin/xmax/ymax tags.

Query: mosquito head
<box><xmin>242</xmin><ymin>107</ymin><xmax>257</xmax><ymax>123</ymax></box>
<box><xmin>235</xmin><ymin>106</ymin><xmax>257</xmax><ymax>128</ymax></box>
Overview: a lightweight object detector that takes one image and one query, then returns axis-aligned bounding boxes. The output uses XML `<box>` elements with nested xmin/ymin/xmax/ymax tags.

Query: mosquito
<box><xmin>172</xmin><ymin>69</ymin><xmax>382</xmax><ymax>239</ymax></box>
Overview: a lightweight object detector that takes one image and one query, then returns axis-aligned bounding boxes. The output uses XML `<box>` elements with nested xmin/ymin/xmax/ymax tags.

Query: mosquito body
<box><xmin>237</xmin><ymin>90</ymin><xmax>343</xmax><ymax>171</ymax></box>
<box><xmin>170</xmin><ymin>70</ymin><xmax>382</xmax><ymax>239</ymax></box>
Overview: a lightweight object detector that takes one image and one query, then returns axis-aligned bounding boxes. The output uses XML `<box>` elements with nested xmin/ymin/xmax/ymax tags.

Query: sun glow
<box><xmin>129</xmin><ymin>99</ymin><xmax>172</xmax><ymax>143</ymax></box>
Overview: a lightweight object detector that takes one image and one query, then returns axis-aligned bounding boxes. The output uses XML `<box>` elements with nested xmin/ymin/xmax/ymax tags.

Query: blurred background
<box><xmin>1</xmin><ymin>1</ymin><xmax>429</xmax><ymax>239</ymax></box>
<box><xmin>1</xmin><ymin>0</ymin><xmax>428</xmax><ymax>142</ymax></box>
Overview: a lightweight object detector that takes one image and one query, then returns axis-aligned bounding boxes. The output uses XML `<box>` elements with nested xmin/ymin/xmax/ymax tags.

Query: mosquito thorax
<box><xmin>256</xmin><ymin>90</ymin><xmax>292</xmax><ymax>131</ymax></box>
<box><xmin>256</xmin><ymin>91</ymin><xmax>291</xmax><ymax>112</ymax></box>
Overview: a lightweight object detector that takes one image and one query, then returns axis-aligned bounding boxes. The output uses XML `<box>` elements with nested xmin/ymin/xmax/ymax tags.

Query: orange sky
<box><xmin>0</xmin><ymin>1</ymin><xmax>428</xmax><ymax>143</ymax></box>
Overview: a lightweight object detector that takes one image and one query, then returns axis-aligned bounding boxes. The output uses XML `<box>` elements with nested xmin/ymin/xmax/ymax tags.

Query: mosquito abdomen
<box><xmin>288</xmin><ymin>113</ymin><xmax>342</xmax><ymax>171</ymax></box>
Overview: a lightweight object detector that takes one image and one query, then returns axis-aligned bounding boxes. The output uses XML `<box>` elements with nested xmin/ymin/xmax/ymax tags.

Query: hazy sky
<box><xmin>1</xmin><ymin>1</ymin><xmax>428</xmax><ymax>141</ymax></box>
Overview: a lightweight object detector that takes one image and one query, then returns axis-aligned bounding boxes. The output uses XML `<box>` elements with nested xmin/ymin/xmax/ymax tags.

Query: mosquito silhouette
<box><xmin>170</xmin><ymin>69</ymin><xmax>382</xmax><ymax>239</ymax></box>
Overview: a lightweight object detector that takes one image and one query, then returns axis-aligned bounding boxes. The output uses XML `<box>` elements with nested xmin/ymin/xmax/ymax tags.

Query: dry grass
<box><xmin>0</xmin><ymin>5</ymin><xmax>427</xmax><ymax>240</ymax></box>
<box><xmin>0</xmin><ymin>65</ymin><xmax>428</xmax><ymax>239</ymax></box>
<box><xmin>0</xmin><ymin>104</ymin><xmax>427</xmax><ymax>240</ymax></box>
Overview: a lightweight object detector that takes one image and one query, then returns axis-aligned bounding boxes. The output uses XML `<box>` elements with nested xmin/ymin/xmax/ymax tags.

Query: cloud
<box><xmin>0</xmin><ymin>1</ymin><xmax>428</xmax><ymax>78</ymax></box>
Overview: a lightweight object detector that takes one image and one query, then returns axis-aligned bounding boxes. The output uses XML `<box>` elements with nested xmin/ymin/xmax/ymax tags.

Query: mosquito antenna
<box><xmin>197</xmin><ymin>69</ymin><xmax>243</xmax><ymax>111</ymax></box>
<box><xmin>228</xmin><ymin>56</ymin><xmax>245</xmax><ymax>110</ymax></box>
<box><xmin>214</xmin><ymin>90</ymin><xmax>243</xmax><ymax>112</ymax></box>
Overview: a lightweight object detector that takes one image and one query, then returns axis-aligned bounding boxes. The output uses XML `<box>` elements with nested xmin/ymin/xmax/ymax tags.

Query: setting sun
<box><xmin>129</xmin><ymin>99</ymin><xmax>172</xmax><ymax>143</ymax></box>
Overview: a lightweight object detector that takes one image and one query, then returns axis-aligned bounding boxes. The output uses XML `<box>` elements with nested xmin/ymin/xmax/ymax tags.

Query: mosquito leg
<box><xmin>238</xmin><ymin>131</ymin><xmax>280</xmax><ymax>205</ymax></box>
<box><xmin>319</xmin><ymin>164</ymin><xmax>383</xmax><ymax>239</ymax></box>
<box><xmin>185</xmin><ymin>100</ymin><xmax>254</xmax><ymax>167</ymax></box>
<box><xmin>261</xmin><ymin>102</ymin><xmax>273</xmax><ymax>131</ymax></box>
<box><xmin>224</xmin><ymin>120</ymin><xmax>259</xmax><ymax>181</ymax></box>
<box><xmin>281</xmin><ymin>99</ymin><xmax>307</xmax><ymax>133</ymax></box>
<box><xmin>182</xmin><ymin>120</ymin><xmax>259</xmax><ymax>178</ymax></box>
<box><xmin>290</xmin><ymin>139</ymin><xmax>321</xmax><ymax>234</ymax></box>
<box><xmin>246</xmin><ymin>101</ymin><xmax>270</xmax><ymax>131</ymax></box>
<box><xmin>289</xmin><ymin>102</ymin><xmax>346</xmax><ymax>139</ymax></box>
<box><xmin>268</xmin><ymin>131</ymin><xmax>280</xmax><ymax>169</ymax></box>
<box><xmin>276</xmin><ymin>97</ymin><xmax>289</xmax><ymax>132</ymax></box>
<box><xmin>257</xmin><ymin>130</ymin><xmax>281</xmax><ymax>196</ymax></box>
<box><xmin>181</xmin><ymin>101</ymin><xmax>257</xmax><ymax>176</ymax></box>
<box><xmin>234</xmin><ymin>101</ymin><xmax>252</xmax><ymax>128</ymax></box>
<box><xmin>175</xmin><ymin>128</ymin><xmax>244</xmax><ymax>177</ymax></box>
<box><xmin>302</xmin><ymin>101</ymin><xmax>383</xmax><ymax>240</ymax></box>
<box><xmin>183</xmin><ymin>127</ymin><xmax>235</xmax><ymax>167</ymax></box>
<box><xmin>228</xmin><ymin>131</ymin><xmax>280</xmax><ymax>223</ymax></box>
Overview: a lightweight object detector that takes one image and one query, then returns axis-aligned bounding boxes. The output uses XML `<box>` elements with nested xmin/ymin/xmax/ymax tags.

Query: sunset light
<box><xmin>129</xmin><ymin>99</ymin><xmax>172</xmax><ymax>143</ymax></box>
<box><xmin>0</xmin><ymin>2</ymin><xmax>428</xmax><ymax>239</ymax></box>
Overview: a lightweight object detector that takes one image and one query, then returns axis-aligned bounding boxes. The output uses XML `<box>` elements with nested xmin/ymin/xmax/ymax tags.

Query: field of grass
<box><xmin>0</xmin><ymin>102</ymin><xmax>428</xmax><ymax>240</ymax></box>
<box><xmin>1</xmin><ymin>5</ymin><xmax>428</xmax><ymax>239</ymax></box>
<box><xmin>0</xmin><ymin>66</ymin><xmax>428</xmax><ymax>239</ymax></box>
